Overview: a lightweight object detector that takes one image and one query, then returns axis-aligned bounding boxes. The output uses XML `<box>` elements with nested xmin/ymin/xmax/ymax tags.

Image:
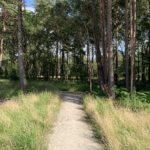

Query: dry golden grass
<box><xmin>0</xmin><ymin>92</ymin><xmax>61</xmax><ymax>150</ymax></box>
<box><xmin>0</xmin><ymin>100</ymin><xmax>20</xmax><ymax>111</ymax></box>
<box><xmin>84</xmin><ymin>95</ymin><xmax>150</xmax><ymax>150</ymax></box>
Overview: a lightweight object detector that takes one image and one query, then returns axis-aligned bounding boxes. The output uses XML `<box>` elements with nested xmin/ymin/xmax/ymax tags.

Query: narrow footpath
<box><xmin>48</xmin><ymin>92</ymin><xmax>103</xmax><ymax>150</ymax></box>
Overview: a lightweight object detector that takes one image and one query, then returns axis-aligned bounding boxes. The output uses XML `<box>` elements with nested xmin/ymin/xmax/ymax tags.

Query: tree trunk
<box><xmin>55</xmin><ymin>41</ymin><xmax>59</xmax><ymax>79</ymax></box>
<box><xmin>100</xmin><ymin>0</ymin><xmax>107</xmax><ymax>84</ymax></box>
<box><xmin>148</xmin><ymin>32</ymin><xmax>150</xmax><ymax>82</ymax></box>
<box><xmin>17</xmin><ymin>0</ymin><xmax>27</xmax><ymax>90</ymax></box>
<box><xmin>141</xmin><ymin>44</ymin><xmax>146</xmax><ymax>82</ymax></box>
<box><xmin>0</xmin><ymin>39</ymin><xmax>3</xmax><ymax>67</ymax></box>
<box><xmin>61</xmin><ymin>49</ymin><xmax>65</xmax><ymax>80</ymax></box>
<box><xmin>115</xmin><ymin>16</ymin><xmax>119</xmax><ymax>85</ymax></box>
<box><xmin>125</xmin><ymin>0</ymin><xmax>129</xmax><ymax>89</ymax></box>
<box><xmin>137</xmin><ymin>45</ymin><xmax>140</xmax><ymax>81</ymax></box>
<box><xmin>91</xmin><ymin>0</ymin><xmax>104</xmax><ymax>90</ymax></box>
<box><xmin>0</xmin><ymin>5</ymin><xmax>6</xmax><ymax>68</ymax></box>
<box><xmin>87</xmin><ymin>39</ymin><xmax>89</xmax><ymax>77</ymax></box>
<box><xmin>107</xmin><ymin>0</ymin><xmax>115</xmax><ymax>99</ymax></box>
<box><xmin>148</xmin><ymin>0</ymin><xmax>150</xmax><ymax>82</ymax></box>
<box><xmin>130</xmin><ymin>0</ymin><xmax>136</xmax><ymax>94</ymax></box>
<box><xmin>87</xmin><ymin>35</ymin><xmax>92</xmax><ymax>92</ymax></box>
<box><xmin>115</xmin><ymin>31</ymin><xmax>119</xmax><ymax>85</ymax></box>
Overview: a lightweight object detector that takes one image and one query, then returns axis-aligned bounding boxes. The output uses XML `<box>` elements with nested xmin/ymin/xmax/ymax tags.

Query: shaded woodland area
<box><xmin>0</xmin><ymin>0</ymin><xmax>150</xmax><ymax>98</ymax></box>
<box><xmin>0</xmin><ymin>1</ymin><xmax>150</xmax><ymax>150</ymax></box>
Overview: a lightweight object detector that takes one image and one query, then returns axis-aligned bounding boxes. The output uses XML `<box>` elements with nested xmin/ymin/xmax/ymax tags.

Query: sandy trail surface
<box><xmin>48</xmin><ymin>92</ymin><xmax>102</xmax><ymax>150</ymax></box>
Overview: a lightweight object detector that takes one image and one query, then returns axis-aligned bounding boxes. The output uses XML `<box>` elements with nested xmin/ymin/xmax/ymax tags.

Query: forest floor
<box><xmin>48</xmin><ymin>92</ymin><xmax>103</xmax><ymax>150</ymax></box>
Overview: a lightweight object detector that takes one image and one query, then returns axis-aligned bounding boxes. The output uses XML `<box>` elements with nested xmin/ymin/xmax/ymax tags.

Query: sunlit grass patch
<box><xmin>84</xmin><ymin>95</ymin><xmax>150</xmax><ymax>150</ymax></box>
<box><xmin>0</xmin><ymin>92</ymin><xmax>60</xmax><ymax>150</ymax></box>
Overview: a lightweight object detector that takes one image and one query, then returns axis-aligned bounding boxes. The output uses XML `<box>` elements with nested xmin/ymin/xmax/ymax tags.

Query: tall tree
<box><xmin>17</xmin><ymin>0</ymin><xmax>27</xmax><ymax>89</ymax></box>
<box><xmin>130</xmin><ymin>0</ymin><xmax>136</xmax><ymax>94</ymax></box>
<box><xmin>107</xmin><ymin>0</ymin><xmax>115</xmax><ymax>99</ymax></box>
<box><xmin>125</xmin><ymin>0</ymin><xmax>129</xmax><ymax>89</ymax></box>
<box><xmin>0</xmin><ymin>3</ymin><xmax>6</xmax><ymax>67</ymax></box>
<box><xmin>91</xmin><ymin>0</ymin><xmax>104</xmax><ymax>91</ymax></box>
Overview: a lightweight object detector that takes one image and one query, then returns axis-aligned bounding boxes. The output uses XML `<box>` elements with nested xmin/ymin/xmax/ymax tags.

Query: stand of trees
<box><xmin>0</xmin><ymin>0</ymin><xmax>150</xmax><ymax>98</ymax></box>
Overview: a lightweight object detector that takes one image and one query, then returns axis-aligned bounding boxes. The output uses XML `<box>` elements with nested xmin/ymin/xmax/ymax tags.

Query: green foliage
<box><xmin>116</xmin><ymin>88</ymin><xmax>150</xmax><ymax>111</ymax></box>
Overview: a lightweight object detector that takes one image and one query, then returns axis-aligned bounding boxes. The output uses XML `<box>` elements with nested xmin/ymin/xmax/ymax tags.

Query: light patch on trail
<box><xmin>48</xmin><ymin>92</ymin><xmax>103</xmax><ymax>150</ymax></box>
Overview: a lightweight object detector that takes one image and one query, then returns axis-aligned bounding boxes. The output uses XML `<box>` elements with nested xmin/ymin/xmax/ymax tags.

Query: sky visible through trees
<box><xmin>25</xmin><ymin>0</ymin><xmax>34</xmax><ymax>7</ymax></box>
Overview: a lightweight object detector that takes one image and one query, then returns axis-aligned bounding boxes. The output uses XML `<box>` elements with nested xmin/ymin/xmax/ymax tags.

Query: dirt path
<box><xmin>48</xmin><ymin>92</ymin><xmax>103</xmax><ymax>150</ymax></box>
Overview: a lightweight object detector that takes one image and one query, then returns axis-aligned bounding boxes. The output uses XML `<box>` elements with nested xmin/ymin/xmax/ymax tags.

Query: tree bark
<box><xmin>107</xmin><ymin>0</ymin><xmax>115</xmax><ymax>99</ymax></box>
<box><xmin>141</xmin><ymin>43</ymin><xmax>146</xmax><ymax>82</ymax></box>
<box><xmin>61</xmin><ymin>49</ymin><xmax>65</xmax><ymax>80</ymax></box>
<box><xmin>148</xmin><ymin>0</ymin><xmax>150</xmax><ymax>82</ymax></box>
<box><xmin>100</xmin><ymin>0</ymin><xmax>107</xmax><ymax>84</ymax></box>
<box><xmin>0</xmin><ymin>39</ymin><xmax>3</xmax><ymax>67</ymax></box>
<box><xmin>115</xmin><ymin>28</ymin><xmax>119</xmax><ymax>84</ymax></box>
<box><xmin>91</xmin><ymin>0</ymin><xmax>104</xmax><ymax>90</ymax></box>
<box><xmin>87</xmin><ymin>35</ymin><xmax>92</xmax><ymax>92</ymax></box>
<box><xmin>55</xmin><ymin>41</ymin><xmax>59</xmax><ymax>79</ymax></box>
<box><xmin>148</xmin><ymin>31</ymin><xmax>150</xmax><ymax>83</ymax></box>
<box><xmin>125</xmin><ymin>0</ymin><xmax>129</xmax><ymax>89</ymax></box>
<box><xmin>137</xmin><ymin>45</ymin><xmax>140</xmax><ymax>81</ymax></box>
<box><xmin>0</xmin><ymin>5</ymin><xmax>6</xmax><ymax>68</ymax></box>
<box><xmin>17</xmin><ymin>0</ymin><xmax>27</xmax><ymax>90</ymax></box>
<box><xmin>130</xmin><ymin>0</ymin><xmax>136</xmax><ymax>94</ymax></box>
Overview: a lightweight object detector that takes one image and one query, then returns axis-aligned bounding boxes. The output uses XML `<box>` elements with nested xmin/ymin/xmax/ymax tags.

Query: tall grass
<box><xmin>0</xmin><ymin>92</ymin><xmax>60</xmax><ymax>150</ymax></box>
<box><xmin>84</xmin><ymin>95</ymin><xmax>150</xmax><ymax>150</ymax></box>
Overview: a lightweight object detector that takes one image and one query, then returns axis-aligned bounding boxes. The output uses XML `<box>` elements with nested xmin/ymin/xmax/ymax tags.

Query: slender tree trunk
<box><xmin>55</xmin><ymin>41</ymin><xmax>59</xmax><ymax>79</ymax></box>
<box><xmin>61</xmin><ymin>49</ymin><xmax>65</xmax><ymax>80</ymax></box>
<box><xmin>87</xmin><ymin>39</ymin><xmax>89</xmax><ymax>77</ymax></box>
<box><xmin>66</xmin><ymin>50</ymin><xmax>69</xmax><ymax>81</ymax></box>
<box><xmin>17</xmin><ymin>0</ymin><xmax>27</xmax><ymax>90</ymax></box>
<box><xmin>115</xmin><ymin>0</ymin><xmax>119</xmax><ymax>85</ymax></box>
<box><xmin>125</xmin><ymin>0</ymin><xmax>129</xmax><ymax>89</ymax></box>
<box><xmin>107</xmin><ymin>0</ymin><xmax>115</xmax><ymax>99</ymax></box>
<box><xmin>91</xmin><ymin>0</ymin><xmax>104</xmax><ymax>90</ymax></box>
<box><xmin>137</xmin><ymin>45</ymin><xmax>140</xmax><ymax>81</ymax></box>
<box><xmin>115</xmin><ymin>40</ymin><xmax>118</xmax><ymax>85</ymax></box>
<box><xmin>87</xmin><ymin>35</ymin><xmax>92</xmax><ymax>92</ymax></box>
<box><xmin>130</xmin><ymin>0</ymin><xmax>136</xmax><ymax>94</ymax></box>
<box><xmin>130</xmin><ymin>0</ymin><xmax>133</xmax><ymax>93</ymax></box>
<box><xmin>141</xmin><ymin>44</ymin><xmax>146</xmax><ymax>82</ymax></box>
<box><xmin>100</xmin><ymin>0</ymin><xmax>107</xmax><ymax>84</ymax></box>
<box><xmin>92</xmin><ymin>45</ymin><xmax>94</xmax><ymax>64</ymax></box>
<box><xmin>148</xmin><ymin>0</ymin><xmax>150</xmax><ymax>82</ymax></box>
<box><xmin>0</xmin><ymin>39</ymin><xmax>3</xmax><ymax>67</ymax></box>
<box><xmin>89</xmin><ymin>62</ymin><xmax>93</xmax><ymax>93</ymax></box>
<box><xmin>91</xmin><ymin>45</ymin><xmax>94</xmax><ymax>86</ymax></box>
<box><xmin>133</xmin><ymin>0</ymin><xmax>137</xmax><ymax>86</ymax></box>
<box><xmin>115</xmin><ymin>23</ymin><xmax>119</xmax><ymax>84</ymax></box>
<box><xmin>0</xmin><ymin>5</ymin><xmax>6</xmax><ymax>68</ymax></box>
